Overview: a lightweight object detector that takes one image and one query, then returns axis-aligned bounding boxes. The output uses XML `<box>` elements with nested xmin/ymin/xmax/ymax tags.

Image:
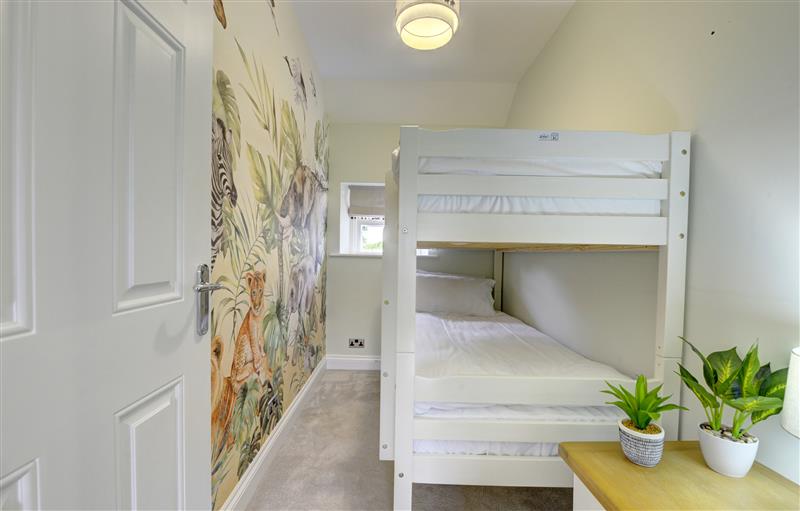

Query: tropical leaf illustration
<box><xmin>266</xmin><ymin>0</ymin><xmax>279</xmax><ymax>35</ymax></box>
<box><xmin>213</xmin><ymin>70</ymin><xmax>241</xmax><ymax>165</ymax></box>
<box><xmin>218</xmin><ymin>196</ymin><xmax>270</xmax><ymax>338</ymax></box>
<box><xmin>236</xmin><ymin>39</ymin><xmax>277</xmax><ymax>145</ymax></box>
<box><xmin>281</xmin><ymin>100</ymin><xmax>302</xmax><ymax>176</ymax></box>
<box><xmin>283</xmin><ymin>56</ymin><xmax>307</xmax><ymax>115</ymax></box>
<box><xmin>238</xmin><ymin>427</ymin><xmax>262</xmax><ymax>478</ymax></box>
<box><xmin>211</xmin><ymin>35</ymin><xmax>328</xmax><ymax>510</ymax></box>
<box><xmin>263</xmin><ymin>295</ymin><xmax>288</xmax><ymax>370</ymax></box>
<box><xmin>258</xmin><ymin>379</ymin><xmax>283</xmax><ymax>437</ymax></box>
<box><xmin>213</xmin><ymin>0</ymin><xmax>227</xmax><ymax>29</ymax></box>
<box><xmin>210</xmin><ymin>447</ymin><xmax>231</xmax><ymax>509</ymax></box>
<box><xmin>314</xmin><ymin>119</ymin><xmax>330</xmax><ymax>174</ymax></box>
<box><xmin>231</xmin><ymin>378</ymin><xmax>261</xmax><ymax>446</ymax></box>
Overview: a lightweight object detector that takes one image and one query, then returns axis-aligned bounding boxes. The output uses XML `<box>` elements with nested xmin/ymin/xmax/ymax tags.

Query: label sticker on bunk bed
<box><xmin>538</xmin><ymin>132</ymin><xmax>560</xmax><ymax>142</ymax></box>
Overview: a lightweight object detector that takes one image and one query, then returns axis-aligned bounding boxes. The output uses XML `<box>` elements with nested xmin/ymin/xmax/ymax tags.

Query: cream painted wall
<box><xmin>325</xmin><ymin>124</ymin><xmax>493</xmax><ymax>357</ymax></box>
<box><xmin>504</xmin><ymin>252</ymin><xmax>658</xmax><ymax>379</ymax></box>
<box><xmin>506</xmin><ymin>1</ymin><xmax>799</xmax><ymax>482</ymax></box>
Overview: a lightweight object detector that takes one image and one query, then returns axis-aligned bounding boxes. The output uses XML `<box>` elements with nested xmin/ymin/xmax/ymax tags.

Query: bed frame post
<box><xmin>394</xmin><ymin>126</ymin><xmax>420</xmax><ymax>509</ymax></box>
<box><xmin>655</xmin><ymin>131</ymin><xmax>691</xmax><ymax>439</ymax></box>
<box><xmin>493</xmin><ymin>250</ymin><xmax>503</xmax><ymax>311</ymax></box>
<box><xmin>380</xmin><ymin>169</ymin><xmax>399</xmax><ymax>461</ymax></box>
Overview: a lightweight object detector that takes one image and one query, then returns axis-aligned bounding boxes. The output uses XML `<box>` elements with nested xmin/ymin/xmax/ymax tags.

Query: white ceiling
<box><xmin>294</xmin><ymin>0</ymin><xmax>574</xmax><ymax>126</ymax></box>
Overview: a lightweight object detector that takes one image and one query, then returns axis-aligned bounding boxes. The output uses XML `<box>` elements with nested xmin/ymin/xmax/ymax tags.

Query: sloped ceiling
<box><xmin>294</xmin><ymin>1</ymin><xmax>574</xmax><ymax>126</ymax></box>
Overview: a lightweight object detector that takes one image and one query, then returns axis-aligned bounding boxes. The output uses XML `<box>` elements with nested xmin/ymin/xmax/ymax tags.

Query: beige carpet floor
<box><xmin>244</xmin><ymin>370</ymin><xmax>572</xmax><ymax>510</ymax></box>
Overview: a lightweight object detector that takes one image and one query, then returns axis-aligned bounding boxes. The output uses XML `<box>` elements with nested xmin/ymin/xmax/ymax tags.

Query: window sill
<box><xmin>328</xmin><ymin>253</ymin><xmax>439</xmax><ymax>259</ymax></box>
<box><xmin>329</xmin><ymin>253</ymin><xmax>382</xmax><ymax>259</ymax></box>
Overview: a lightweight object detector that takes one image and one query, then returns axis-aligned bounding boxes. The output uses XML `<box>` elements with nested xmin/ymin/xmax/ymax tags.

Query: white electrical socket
<box><xmin>348</xmin><ymin>338</ymin><xmax>365</xmax><ymax>348</ymax></box>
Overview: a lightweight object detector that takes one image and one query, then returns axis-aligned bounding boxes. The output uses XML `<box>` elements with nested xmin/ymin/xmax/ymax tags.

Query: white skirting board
<box><xmin>327</xmin><ymin>354</ymin><xmax>381</xmax><ymax>371</ymax></box>
<box><xmin>221</xmin><ymin>358</ymin><xmax>327</xmax><ymax>511</ymax></box>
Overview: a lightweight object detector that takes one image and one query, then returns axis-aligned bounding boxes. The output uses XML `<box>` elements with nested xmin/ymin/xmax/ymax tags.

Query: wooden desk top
<box><xmin>559</xmin><ymin>441</ymin><xmax>799</xmax><ymax>510</ymax></box>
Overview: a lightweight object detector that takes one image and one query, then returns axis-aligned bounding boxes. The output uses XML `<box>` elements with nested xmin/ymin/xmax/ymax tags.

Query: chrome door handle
<box><xmin>193</xmin><ymin>282</ymin><xmax>223</xmax><ymax>293</ymax></box>
<box><xmin>195</xmin><ymin>264</ymin><xmax>221</xmax><ymax>336</ymax></box>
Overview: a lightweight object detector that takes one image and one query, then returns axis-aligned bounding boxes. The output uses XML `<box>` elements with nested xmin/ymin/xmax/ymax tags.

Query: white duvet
<box><xmin>415</xmin><ymin>312</ymin><xmax>629</xmax><ymax>381</ymax></box>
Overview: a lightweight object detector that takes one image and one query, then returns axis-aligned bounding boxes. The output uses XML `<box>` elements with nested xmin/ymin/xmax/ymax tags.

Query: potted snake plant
<box><xmin>603</xmin><ymin>375</ymin><xmax>686</xmax><ymax>467</ymax></box>
<box><xmin>678</xmin><ymin>338</ymin><xmax>788</xmax><ymax>478</ymax></box>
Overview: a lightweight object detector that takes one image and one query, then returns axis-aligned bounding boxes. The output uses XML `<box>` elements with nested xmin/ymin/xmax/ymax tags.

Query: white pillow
<box><xmin>416</xmin><ymin>272</ymin><xmax>496</xmax><ymax>316</ymax></box>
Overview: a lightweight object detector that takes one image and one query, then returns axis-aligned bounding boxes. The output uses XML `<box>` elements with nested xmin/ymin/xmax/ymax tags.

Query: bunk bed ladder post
<box><xmin>380</xmin><ymin>169</ymin><xmax>399</xmax><ymax>461</ymax></box>
<box><xmin>394</xmin><ymin>126</ymin><xmax>420</xmax><ymax>510</ymax></box>
<box><xmin>493</xmin><ymin>250</ymin><xmax>504</xmax><ymax>311</ymax></box>
<box><xmin>655</xmin><ymin>131</ymin><xmax>691</xmax><ymax>440</ymax></box>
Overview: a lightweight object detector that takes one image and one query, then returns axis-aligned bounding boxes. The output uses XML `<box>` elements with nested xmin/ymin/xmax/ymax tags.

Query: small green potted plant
<box><xmin>603</xmin><ymin>375</ymin><xmax>686</xmax><ymax>467</ymax></box>
<box><xmin>677</xmin><ymin>338</ymin><xmax>787</xmax><ymax>477</ymax></box>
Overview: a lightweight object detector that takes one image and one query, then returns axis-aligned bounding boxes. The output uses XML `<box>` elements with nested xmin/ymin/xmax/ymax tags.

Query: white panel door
<box><xmin>0</xmin><ymin>0</ymin><xmax>212</xmax><ymax>509</ymax></box>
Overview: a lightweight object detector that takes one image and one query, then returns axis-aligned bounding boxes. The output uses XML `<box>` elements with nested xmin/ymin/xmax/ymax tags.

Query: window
<box><xmin>340</xmin><ymin>183</ymin><xmax>385</xmax><ymax>255</ymax></box>
<box><xmin>350</xmin><ymin>216</ymin><xmax>384</xmax><ymax>253</ymax></box>
<box><xmin>339</xmin><ymin>182</ymin><xmax>431</xmax><ymax>256</ymax></box>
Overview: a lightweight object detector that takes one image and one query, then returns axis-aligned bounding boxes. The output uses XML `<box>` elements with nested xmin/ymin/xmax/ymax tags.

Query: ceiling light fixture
<box><xmin>395</xmin><ymin>0</ymin><xmax>460</xmax><ymax>51</ymax></box>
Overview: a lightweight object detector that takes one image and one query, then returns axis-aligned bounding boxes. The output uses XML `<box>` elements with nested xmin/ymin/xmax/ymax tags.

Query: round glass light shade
<box><xmin>395</xmin><ymin>0</ymin><xmax>460</xmax><ymax>51</ymax></box>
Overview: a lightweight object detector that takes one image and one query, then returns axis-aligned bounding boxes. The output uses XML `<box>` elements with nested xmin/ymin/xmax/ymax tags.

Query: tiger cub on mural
<box><xmin>211</xmin><ymin>270</ymin><xmax>270</xmax><ymax>444</ymax></box>
<box><xmin>231</xmin><ymin>270</ymin><xmax>270</xmax><ymax>389</ymax></box>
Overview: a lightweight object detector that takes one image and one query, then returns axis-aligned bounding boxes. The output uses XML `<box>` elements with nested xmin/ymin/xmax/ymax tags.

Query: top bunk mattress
<box><xmin>391</xmin><ymin>148</ymin><xmax>663</xmax><ymax>178</ymax></box>
<box><xmin>415</xmin><ymin>311</ymin><xmax>630</xmax><ymax>381</ymax></box>
<box><xmin>391</xmin><ymin>149</ymin><xmax>663</xmax><ymax>216</ymax></box>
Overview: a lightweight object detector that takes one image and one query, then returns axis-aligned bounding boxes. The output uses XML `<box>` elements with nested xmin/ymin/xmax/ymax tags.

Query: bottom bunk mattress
<box><xmin>415</xmin><ymin>311</ymin><xmax>631</xmax><ymax>380</ymax></box>
<box><xmin>413</xmin><ymin>311</ymin><xmax>627</xmax><ymax>456</ymax></box>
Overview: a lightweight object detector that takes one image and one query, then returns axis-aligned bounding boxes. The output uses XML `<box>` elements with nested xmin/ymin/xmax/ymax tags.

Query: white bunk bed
<box><xmin>381</xmin><ymin>127</ymin><xmax>690</xmax><ymax>509</ymax></box>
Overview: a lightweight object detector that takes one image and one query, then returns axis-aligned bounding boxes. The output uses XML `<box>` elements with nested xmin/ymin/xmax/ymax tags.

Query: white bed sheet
<box><xmin>391</xmin><ymin>149</ymin><xmax>662</xmax><ymax>216</ymax></box>
<box><xmin>416</xmin><ymin>195</ymin><xmax>660</xmax><ymax>216</ymax></box>
<box><xmin>415</xmin><ymin>312</ymin><xmax>630</xmax><ymax>380</ymax></box>
<box><xmin>414</xmin><ymin>440</ymin><xmax>560</xmax><ymax>457</ymax></box>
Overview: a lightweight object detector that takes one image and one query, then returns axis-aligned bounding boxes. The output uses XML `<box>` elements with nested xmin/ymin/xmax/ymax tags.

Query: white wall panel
<box><xmin>113</xmin><ymin>0</ymin><xmax>184</xmax><ymax>313</ymax></box>
<box><xmin>504</xmin><ymin>251</ymin><xmax>658</xmax><ymax>379</ymax></box>
<box><xmin>0</xmin><ymin>0</ymin><xmax>34</xmax><ymax>338</ymax></box>
<box><xmin>0</xmin><ymin>460</ymin><xmax>40</xmax><ymax>511</ymax></box>
<box><xmin>115</xmin><ymin>378</ymin><xmax>185</xmax><ymax>510</ymax></box>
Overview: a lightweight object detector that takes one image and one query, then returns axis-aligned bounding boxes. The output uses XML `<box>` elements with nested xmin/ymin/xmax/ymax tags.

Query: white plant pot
<box><xmin>697</xmin><ymin>423</ymin><xmax>759</xmax><ymax>478</ymax></box>
<box><xmin>618</xmin><ymin>419</ymin><xmax>665</xmax><ymax>467</ymax></box>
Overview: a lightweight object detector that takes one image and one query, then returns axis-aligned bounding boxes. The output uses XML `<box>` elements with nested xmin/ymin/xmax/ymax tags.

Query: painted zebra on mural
<box><xmin>211</xmin><ymin>116</ymin><xmax>238</xmax><ymax>269</ymax></box>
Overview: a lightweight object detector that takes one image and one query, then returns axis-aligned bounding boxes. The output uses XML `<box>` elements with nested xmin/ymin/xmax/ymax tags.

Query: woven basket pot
<box><xmin>618</xmin><ymin>419</ymin><xmax>665</xmax><ymax>467</ymax></box>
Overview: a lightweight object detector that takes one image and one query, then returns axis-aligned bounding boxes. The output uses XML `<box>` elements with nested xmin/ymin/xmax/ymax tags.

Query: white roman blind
<box><xmin>347</xmin><ymin>184</ymin><xmax>385</xmax><ymax>217</ymax></box>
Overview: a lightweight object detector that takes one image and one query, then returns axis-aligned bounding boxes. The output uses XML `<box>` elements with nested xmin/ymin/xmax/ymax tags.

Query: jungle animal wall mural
<box><xmin>210</xmin><ymin>2</ymin><xmax>327</xmax><ymax>507</ymax></box>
